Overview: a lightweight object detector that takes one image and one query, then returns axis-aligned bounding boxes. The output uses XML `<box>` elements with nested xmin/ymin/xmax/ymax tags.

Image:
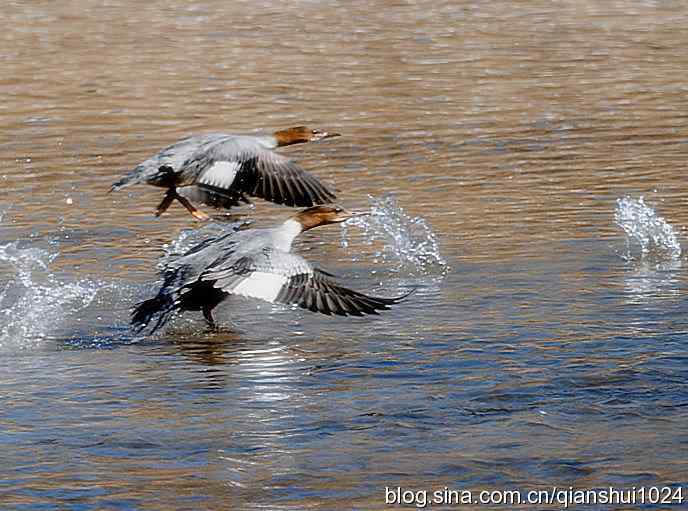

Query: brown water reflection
<box><xmin>2</xmin><ymin>0</ymin><xmax>688</xmax><ymax>509</ymax></box>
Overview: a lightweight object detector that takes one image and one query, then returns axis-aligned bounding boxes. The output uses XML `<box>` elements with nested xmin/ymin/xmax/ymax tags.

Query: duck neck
<box><xmin>255</xmin><ymin>134</ymin><xmax>279</xmax><ymax>149</ymax></box>
<box><xmin>273</xmin><ymin>218</ymin><xmax>304</xmax><ymax>252</ymax></box>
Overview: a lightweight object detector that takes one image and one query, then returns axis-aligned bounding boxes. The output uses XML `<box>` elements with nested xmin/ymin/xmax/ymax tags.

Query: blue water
<box><xmin>2</xmin><ymin>219</ymin><xmax>687</xmax><ymax>509</ymax></box>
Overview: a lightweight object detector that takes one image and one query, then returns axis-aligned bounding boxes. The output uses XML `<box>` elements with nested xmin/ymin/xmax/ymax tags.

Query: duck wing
<box><xmin>186</xmin><ymin>136</ymin><xmax>337</xmax><ymax>208</ymax></box>
<box><xmin>202</xmin><ymin>250</ymin><xmax>410</xmax><ymax>316</ymax></box>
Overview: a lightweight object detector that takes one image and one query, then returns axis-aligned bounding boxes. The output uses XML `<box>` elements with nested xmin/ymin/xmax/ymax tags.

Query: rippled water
<box><xmin>2</xmin><ymin>1</ymin><xmax>688</xmax><ymax>509</ymax></box>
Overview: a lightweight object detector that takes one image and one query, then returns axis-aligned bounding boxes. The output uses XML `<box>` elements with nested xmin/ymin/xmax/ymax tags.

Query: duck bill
<box><xmin>339</xmin><ymin>210</ymin><xmax>370</xmax><ymax>222</ymax></box>
<box><xmin>315</xmin><ymin>130</ymin><xmax>341</xmax><ymax>141</ymax></box>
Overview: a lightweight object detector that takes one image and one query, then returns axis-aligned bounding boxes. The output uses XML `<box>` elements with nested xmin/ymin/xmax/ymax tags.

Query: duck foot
<box><xmin>177</xmin><ymin>194</ymin><xmax>210</xmax><ymax>221</ymax></box>
<box><xmin>155</xmin><ymin>189</ymin><xmax>176</xmax><ymax>217</ymax></box>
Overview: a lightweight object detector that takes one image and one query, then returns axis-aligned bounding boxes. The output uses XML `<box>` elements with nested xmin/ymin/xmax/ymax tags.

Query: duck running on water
<box><xmin>111</xmin><ymin>127</ymin><xmax>339</xmax><ymax>220</ymax></box>
<box><xmin>132</xmin><ymin>206</ymin><xmax>412</xmax><ymax>333</ymax></box>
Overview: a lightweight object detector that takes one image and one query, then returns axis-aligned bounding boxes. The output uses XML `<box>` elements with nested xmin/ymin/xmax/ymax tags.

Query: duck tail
<box><xmin>110</xmin><ymin>170</ymin><xmax>142</xmax><ymax>193</ymax></box>
<box><xmin>131</xmin><ymin>292</ymin><xmax>177</xmax><ymax>334</ymax></box>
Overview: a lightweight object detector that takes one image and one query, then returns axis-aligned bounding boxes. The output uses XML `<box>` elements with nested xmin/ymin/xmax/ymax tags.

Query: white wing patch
<box><xmin>198</xmin><ymin>161</ymin><xmax>240</xmax><ymax>189</ymax></box>
<box><xmin>230</xmin><ymin>272</ymin><xmax>288</xmax><ymax>303</ymax></box>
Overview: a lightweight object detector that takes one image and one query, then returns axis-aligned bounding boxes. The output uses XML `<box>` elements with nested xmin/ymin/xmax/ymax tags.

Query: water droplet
<box><xmin>0</xmin><ymin>242</ymin><xmax>97</xmax><ymax>350</ymax></box>
<box><xmin>614</xmin><ymin>196</ymin><xmax>682</xmax><ymax>263</ymax></box>
<box><xmin>340</xmin><ymin>194</ymin><xmax>448</xmax><ymax>276</ymax></box>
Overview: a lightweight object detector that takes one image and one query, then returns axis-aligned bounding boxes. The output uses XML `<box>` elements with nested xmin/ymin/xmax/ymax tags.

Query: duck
<box><xmin>110</xmin><ymin>126</ymin><xmax>340</xmax><ymax>220</ymax></box>
<box><xmin>132</xmin><ymin>205</ymin><xmax>412</xmax><ymax>333</ymax></box>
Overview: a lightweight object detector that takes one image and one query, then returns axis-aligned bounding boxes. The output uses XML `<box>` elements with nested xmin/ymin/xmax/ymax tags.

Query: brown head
<box><xmin>291</xmin><ymin>205</ymin><xmax>366</xmax><ymax>231</ymax></box>
<box><xmin>273</xmin><ymin>126</ymin><xmax>341</xmax><ymax>147</ymax></box>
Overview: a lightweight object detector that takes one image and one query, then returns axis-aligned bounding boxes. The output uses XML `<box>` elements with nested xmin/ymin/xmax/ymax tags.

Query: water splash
<box><xmin>0</xmin><ymin>241</ymin><xmax>97</xmax><ymax>350</ymax></box>
<box><xmin>340</xmin><ymin>194</ymin><xmax>448</xmax><ymax>275</ymax></box>
<box><xmin>614</xmin><ymin>196</ymin><xmax>682</xmax><ymax>263</ymax></box>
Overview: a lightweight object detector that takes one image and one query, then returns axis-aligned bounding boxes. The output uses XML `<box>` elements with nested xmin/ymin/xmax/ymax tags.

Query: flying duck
<box><xmin>111</xmin><ymin>127</ymin><xmax>339</xmax><ymax>220</ymax></box>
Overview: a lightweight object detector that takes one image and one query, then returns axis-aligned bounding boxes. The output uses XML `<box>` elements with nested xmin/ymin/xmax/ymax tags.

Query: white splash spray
<box><xmin>0</xmin><ymin>242</ymin><xmax>97</xmax><ymax>350</ymax></box>
<box><xmin>340</xmin><ymin>194</ymin><xmax>448</xmax><ymax>275</ymax></box>
<box><xmin>614</xmin><ymin>196</ymin><xmax>682</xmax><ymax>263</ymax></box>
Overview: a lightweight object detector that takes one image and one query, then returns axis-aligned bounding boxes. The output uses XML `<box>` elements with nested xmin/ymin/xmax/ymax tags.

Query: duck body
<box><xmin>111</xmin><ymin>127</ymin><xmax>339</xmax><ymax>220</ymax></box>
<box><xmin>120</xmin><ymin>133</ymin><xmax>229</xmax><ymax>188</ymax></box>
<box><xmin>132</xmin><ymin>206</ymin><xmax>410</xmax><ymax>333</ymax></box>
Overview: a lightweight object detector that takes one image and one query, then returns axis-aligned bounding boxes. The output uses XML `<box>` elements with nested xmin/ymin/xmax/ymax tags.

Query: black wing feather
<box><xmin>276</xmin><ymin>269</ymin><xmax>411</xmax><ymax>317</ymax></box>
<box><xmin>194</xmin><ymin>150</ymin><xmax>336</xmax><ymax>209</ymax></box>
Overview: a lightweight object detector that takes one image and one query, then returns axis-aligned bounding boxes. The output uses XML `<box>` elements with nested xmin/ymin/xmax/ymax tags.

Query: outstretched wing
<box><xmin>202</xmin><ymin>250</ymin><xmax>410</xmax><ymax>316</ymax></box>
<box><xmin>186</xmin><ymin>136</ymin><xmax>337</xmax><ymax>208</ymax></box>
<box><xmin>274</xmin><ymin>271</ymin><xmax>410</xmax><ymax>316</ymax></box>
